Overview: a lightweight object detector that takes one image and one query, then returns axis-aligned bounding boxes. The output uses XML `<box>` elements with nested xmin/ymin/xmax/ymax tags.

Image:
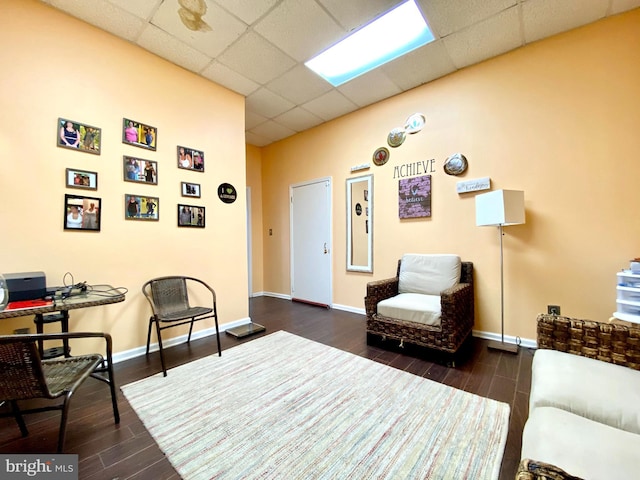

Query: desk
<box><xmin>0</xmin><ymin>285</ymin><xmax>125</xmax><ymax>357</ymax></box>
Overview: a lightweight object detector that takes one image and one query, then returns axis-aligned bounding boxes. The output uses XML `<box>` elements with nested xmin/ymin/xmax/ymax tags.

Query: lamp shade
<box><xmin>475</xmin><ymin>189</ymin><xmax>525</xmax><ymax>226</ymax></box>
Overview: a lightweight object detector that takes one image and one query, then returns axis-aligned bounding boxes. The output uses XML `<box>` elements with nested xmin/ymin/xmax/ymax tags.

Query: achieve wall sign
<box><xmin>217</xmin><ymin>183</ymin><xmax>237</xmax><ymax>204</ymax></box>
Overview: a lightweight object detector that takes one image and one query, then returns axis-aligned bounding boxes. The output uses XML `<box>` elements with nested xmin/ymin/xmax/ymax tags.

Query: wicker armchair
<box><xmin>0</xmin><ymin>332</ymin><xmax>119</xmax><ymax>453</ymax></box>
<box><xmin>519</xmin><ymin>314</ymin><xmax>640</xmax><ymax>479</ymax></box>
<box><xmin>142</xmin><ymin>276</ymin><xmax>221</xmax><ymax>376</ymax></box>
<box><xmin>516</xmin><ymin>459</ymin><xmax>584</xmax><ymax>480</ymax></box>
<box><xmin>365</xmin><ymin>255</ymin><xmax>474</xmax><ymax>359</ymax></box>
<box><xmin>536</xmin><ymin>313</ymin><xmax>640</xmax><ymax>370</ymax></box>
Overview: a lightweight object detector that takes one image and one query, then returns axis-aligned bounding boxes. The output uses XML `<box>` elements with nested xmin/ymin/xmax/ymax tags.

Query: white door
<box><xmin>290</xmin><ymin>178</ymin><xmax>332</xmax><ymax>307</ymax></box>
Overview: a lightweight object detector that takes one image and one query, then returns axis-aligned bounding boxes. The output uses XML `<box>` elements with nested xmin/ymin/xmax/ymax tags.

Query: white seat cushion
<box><xmin>522</xmin><ymin>406</ymin><xmax>640</xmax><ymax>480</ymax></box>
<box><xmin>376</xmin><ymin>293</ymin><xmax>441</xmax><ymax>327</ymax></box>
<box><xmin>398</xmin><ymin>254</ymin><xmax>461</xmax><ymax>296</ymax></box>
<box><xmin>530</xmin><ymin>349</ymin><xmax>640</xmax><ymax>434</ymax></box>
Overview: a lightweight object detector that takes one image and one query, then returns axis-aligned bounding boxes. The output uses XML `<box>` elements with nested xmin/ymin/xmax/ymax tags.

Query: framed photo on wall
<box><xmin>65</xmin><ymin>168</ymin><xmax>98</xmax><ymax>190</ymax></box>
<box><xmin>181</xmin><ymin>182</ymin><xmax>201</xmax><ymax>198</ymax></box>
<box><xmin>58</xmin><ymin>118</ymin><xmax>101</xmax><ymax>155</ymax></box>
<box><xmin>123</xmin><ymin>156</ymin><xmax>158</xmax><ymax>185</ymax></box>
<box><xmin>64</xmin><ymin>194</ymin><xmax>101</xmax><ymax>231</ymax></box>
<box><xmin>125</xmin><ymin>194</ymin><xmax>159</xmax><ymax>221</ymax></box>
<box><xmin>177</xmin><ymin>146</ymin><xmax>204</xmax><ymax>172</ymax></box>
<box><xmin>178</xmin><ymin>204</ymin><xmax>205</xmax><ymax>227</ymax></box>
<box><xmin>122</xmin><ymin>118</ymin><xmax>157</xmax><ymax>151</ymax></box>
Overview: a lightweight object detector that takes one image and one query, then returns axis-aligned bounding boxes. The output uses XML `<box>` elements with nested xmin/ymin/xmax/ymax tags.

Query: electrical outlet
<box><xmin>548</xmin><ymin>305</ymin><xmax>561</xmax><ymax>315</ymax></box>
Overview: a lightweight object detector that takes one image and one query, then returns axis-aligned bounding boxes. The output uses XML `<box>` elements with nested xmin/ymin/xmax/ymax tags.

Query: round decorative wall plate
<box><xmin>217</xmin><ymin>183</ymin><xmax>237</xmax><ymax>203</ymax></box>
<box><xmin>372</xmin><ymin>147</ymin><xmax>390</xmax><ymax>166</ymax></box>
<box><xmin>404</xmin><ymin>113</ymin><xmax>425</xmax><ymax>134</ymax></box>
<box><xmin>443</xmin><ymin>153</ymin><xmax>468</xmax><ymax>176</ymax></box>
<box><xmin>387</xmin><ymin>127</ymin><xmax>406</xmax><ymax>148</ymax></box>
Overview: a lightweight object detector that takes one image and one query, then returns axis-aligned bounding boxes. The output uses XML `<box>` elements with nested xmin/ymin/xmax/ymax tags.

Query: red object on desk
<box><xmin>6</xmin><ymin>299</ymin><xmax>53</xmax><ymax>310</ymax></box>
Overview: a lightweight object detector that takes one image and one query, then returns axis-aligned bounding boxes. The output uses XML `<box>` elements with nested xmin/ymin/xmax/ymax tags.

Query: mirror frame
<box><xmin>346</xmin><ymin>174</ymin><xmax>373</xmax><ymax>273</ymax></box>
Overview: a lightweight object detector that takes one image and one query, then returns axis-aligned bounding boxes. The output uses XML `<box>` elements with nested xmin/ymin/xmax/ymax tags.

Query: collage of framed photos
<box><xmin>59</xmin><ymin>116</ymin><xmax>210</xmax><ymax>231</ymax></box>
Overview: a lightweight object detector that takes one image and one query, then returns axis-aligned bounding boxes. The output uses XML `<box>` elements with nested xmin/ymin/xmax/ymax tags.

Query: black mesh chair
<box><xmin>142</xmin><ymin>276</ymin><xmax>221</xmax><ymax>376</ymax></box>
<box><xmin>0</xmin><ymin>332</ymin><xmax>120</xmax><ymax>453</ymax></box>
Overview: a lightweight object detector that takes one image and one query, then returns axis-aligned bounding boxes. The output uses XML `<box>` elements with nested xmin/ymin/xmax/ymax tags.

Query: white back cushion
<box><xmin>398</xmin><ymin>254</ymin><xmax>461</xmax><ymax>296</ymax></box>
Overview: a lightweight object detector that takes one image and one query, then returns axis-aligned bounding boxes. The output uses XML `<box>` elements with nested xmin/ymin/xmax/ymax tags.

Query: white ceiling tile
<box><xmin>46</xmin><ymin>0</ymin><xmax>146</xmax><ymax>41</ymax></box>
<box><xmin>266</xmin><ymin>65</ymin><xmax>333</xmax><ymax>105</ymax></box>
<box><xmin>149</xmin><ymin>0</ymin><xmax>247</xmax><ymax>57</ymax></box>
<box><xmin>318</xmin><ymin>0</ymin><xmax>399</xmax><ymax>30</ymax></box>
<box><xmin>302</xmin><ymin>90</ymin><xmax>359</xmax><ymax>121</ymax></box>
<box><xmin>217</xmin><ymin>31</ymin><xmax>297</xmax><ymax>85</ymax></box>
<box><xmin>418</xmin><ymin>0</ymin><xmax>517</xmax><ymax>38</ymax></box>
<box><xmin>201</xmin><ymin>61</ymin><xmax>260</xmax><ymax>96</ymax></box>
<box><xmin>381</xmin><ymin>40</ymin><xmax>457</xmax><ymax>91</ymax></box>
<box><xmin>523</xmin><ymin>0</ymin><xmax>609</xmax><ymax>43</ymax></box>
<box><xmin>250</xmin><ymin>120</ymin><xmax>297</xmax><ymax>142</ymax></box>
<box><xmin>443</xmin><ymin>6</ymin><xmax>522</xmax><ymax>69</ymax></box>
<box><xmin>246</xmin><ymin>88</ymin><xmax>296</xmax><ymax>118</ymax></box>
<box><xmin>610</xmin><ymin>0</ymin><xmax>640</xmax><ymax>14</ymax></box>
<box><xmin>245</xmin><ymin>131</ymin><xmax>271</xmax><ymax>147</ymax></box>
<box><xmin>107</xmin><ymin>0</ymin><xmax>161</xmax><ymax>20</ymax></box>
<box><xmin>274</xmin><ymin>107</ymin><xmax>324</xmax><ymax>131</ymax></box>
<box><xmin>136</xmin><ymin>24</ymin><xmax>212</xmax><ymax>73</ymax></box>
<box><xmin>246</xmin><ymin>110</ymin><xmax>269</xmax><ymax>130</ymax></box>
<box><xmin>338</xmin><ymin>70</ymin><xmax>402</xmax><ymax>107</ymax></box>
<box><xmin>212</xmin><ymin>0</ymin><xmax>279</xmax><ymax>24</ymax></box>
<box><xmin>254</xmin><ymin>0</ymin><xmax>346</xmax><ymax>62</ymax></box>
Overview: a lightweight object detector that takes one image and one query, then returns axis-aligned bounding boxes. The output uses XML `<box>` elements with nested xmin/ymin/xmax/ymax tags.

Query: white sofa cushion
<box><xmin>530</xmin><ymin>349</ymin><xmax>640</xmax><ymax>435</ymax></box>
<box><xmin>522</xmin><ymin>406</ymin><xmax>640</xmax><ymax>480</ymax></box>
<box><xmin>376</xmin><ymin>293</ymin><xmax>441</xmax><ymax>327</ymax></box>
<box><xmin>398</xmin><ymin>254</ymin><xmax>461</xmax><ymax>296</ymax></box>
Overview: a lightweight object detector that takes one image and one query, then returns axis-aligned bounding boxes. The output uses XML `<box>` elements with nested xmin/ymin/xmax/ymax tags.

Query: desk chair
<box><xmin>142</xmin><ymin>276</ymin><xmax>221</xmax><ymax>376</ymax></box>
<box><xmin>0</xmin><ymin>332</ymin><xmax>120</xmax><ymax>453</ymax></box>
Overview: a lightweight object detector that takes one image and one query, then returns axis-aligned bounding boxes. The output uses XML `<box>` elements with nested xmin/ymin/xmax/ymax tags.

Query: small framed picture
<box><xmin>178</xmin><ymin>204</ymin><xmax>205</xmax><ymax>228</ymax></box>
<box><xmin>123</xmin><ymin>156</ymin><xmax>158</xmax><ymax>185</ymax></box>
<box><xmin>125</xmin><ymin>194</ymin><xmax>159</xmax><ymax>221</ymax></box>
<box><xmin>64</xmin><ymin>194</ymin><xmax>101</xmax><ymax>231</ymax></box>
<box><xmin>177</xmin><ymin>146</ymin><xmax>205</xmax><ymax>172</ymax></box>
<box><xmin>181</xmin><ymin>182</ymin><xmax>201</xmax><ymax>198</ymax></box>
<box><xmin>65</xmin><ymin>168</ymin><xmax>98</xmax><ymax>190</ymax></box>
<box><xmin>123</xmin><ymin>118</ymin><xmax>157</xmax><ymax>151</ymax></box>
<box><xmin>58</xmin><ymin>118</ymin><xmax>101</xmax><ymax>155</ymax></box>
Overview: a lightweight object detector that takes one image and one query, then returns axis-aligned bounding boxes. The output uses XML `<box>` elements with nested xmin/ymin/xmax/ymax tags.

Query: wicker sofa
<box><xmin>517</xmin><ymin>314</ymin><xmax>640</xmax><ymax>480</ymax></box>
<box><xmin>365</xmin><ymin>254</ymin><xmax>473</xmax><ymax>360</ymax></box>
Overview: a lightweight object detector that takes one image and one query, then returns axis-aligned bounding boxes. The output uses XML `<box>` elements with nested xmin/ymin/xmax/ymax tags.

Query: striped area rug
<box><xmin>121</xmin><ymin>331</ymin><xmax>509</xmax><ymax>480</ymax></box>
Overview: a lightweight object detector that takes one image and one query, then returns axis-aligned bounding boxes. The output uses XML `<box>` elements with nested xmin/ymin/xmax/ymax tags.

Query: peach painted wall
<box><xmin>259</xmin><ymin>9</ymin><xmax>640</xmax><ymax>342</ymax></box>
<box><xmin>246</xmin><ymin>144</ymin><xmax>264</xmax><ymax>294</ymax></box>
<box><xmin>0</xmin><ymin>0</ymin><xmax>249</xmax><ymax>355</ymax></box>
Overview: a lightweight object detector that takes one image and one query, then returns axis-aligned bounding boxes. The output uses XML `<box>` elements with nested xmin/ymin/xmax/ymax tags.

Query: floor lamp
<box><xmin>475</xmin><ymin>189</ymin><xmax>525</xmax><ymax>354</ymax></box>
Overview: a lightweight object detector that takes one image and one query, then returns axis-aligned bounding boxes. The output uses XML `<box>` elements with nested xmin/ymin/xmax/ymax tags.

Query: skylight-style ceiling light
<box><xmin>305</xmin><ymin>0</ymin><xmax>434</xmax><ymax>87</ymax></box>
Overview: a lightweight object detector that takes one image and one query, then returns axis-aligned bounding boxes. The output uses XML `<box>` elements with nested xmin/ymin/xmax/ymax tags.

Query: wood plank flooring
<box><xmin>0</xmin><ymin>297</ymin><xmax>533</xmax><ymax>479</ymax></box>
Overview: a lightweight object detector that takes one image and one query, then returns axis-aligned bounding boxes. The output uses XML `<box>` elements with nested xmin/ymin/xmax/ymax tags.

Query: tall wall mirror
<box><xmin>346</xmin><ymin>174</ymin><xmax>373</xmax><ymax>272</ymax></box>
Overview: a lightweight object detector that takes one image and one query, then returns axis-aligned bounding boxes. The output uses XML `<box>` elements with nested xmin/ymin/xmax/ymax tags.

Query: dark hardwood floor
<box><xmin>0</xmin><ymin>297</ymin><xmax>533</xmax><ymax>479</ymax></box>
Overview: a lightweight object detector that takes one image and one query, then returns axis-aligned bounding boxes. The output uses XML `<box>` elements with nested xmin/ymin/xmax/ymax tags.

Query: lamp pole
<box><xmin>488</xmin><ymin>224</ymin><xmax>519</xmax><ymax>354</ymax></box>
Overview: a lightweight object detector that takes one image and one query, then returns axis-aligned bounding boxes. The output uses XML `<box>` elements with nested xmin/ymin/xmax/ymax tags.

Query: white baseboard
<box><xmin>112</xmin><ymin>317</ymin><xmax>252</xmax><ymax>364</ymax></box>
<box><xmin>260</xmin><ymin>291</ymin><xmax>292</xmax><ymax>300</ymax></box>
<box><xmin>472</xmin><ymin>329</ymin><xmax>537</xmax><ymax>349</ymax></box>
<box><xmin>332</xmin><ymin>303</ymin><xmax>365</xmax><ymax>315</ymax></box>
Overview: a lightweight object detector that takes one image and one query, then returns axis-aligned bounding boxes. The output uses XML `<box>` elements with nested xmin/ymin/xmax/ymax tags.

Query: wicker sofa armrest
<box><xmin>440</xmin><ymin>282</ymin><xmax>474</xmax><ymax>331</ymax></box>
<box><xmin>536</xmin><ymin>313</ymin><xmax>640</xmax><ymax>370</ymax></box>
<box><xmin>365</xmin><ymin>277</ymin><xmax>399</xmax><ymax>317</ymax></box>
<box><xmin>516</xmin><ymin>459</ymin><xmax>584</xmax><ymax>480</ymax></box>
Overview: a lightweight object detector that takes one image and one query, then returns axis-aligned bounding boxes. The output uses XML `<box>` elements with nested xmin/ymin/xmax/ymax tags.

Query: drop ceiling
<box><xmin>41</xmin><ymin>0</ymin><xmax>640</xmax><ymax>147</ymax></box>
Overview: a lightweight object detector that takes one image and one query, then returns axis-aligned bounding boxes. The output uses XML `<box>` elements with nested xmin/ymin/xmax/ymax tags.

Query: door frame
<box><xmin>289</xmin><ymin>176</ymin><xmax>333</xmax><ymax>306</ymax></box>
